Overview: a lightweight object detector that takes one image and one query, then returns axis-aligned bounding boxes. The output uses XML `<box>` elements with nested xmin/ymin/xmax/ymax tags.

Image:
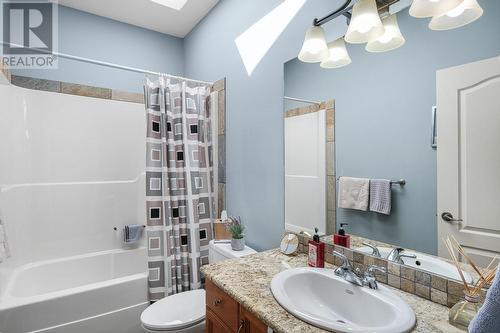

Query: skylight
<box><xmin>235</xmin><ymin>0</ymin><xmax>307</xmax><ymax>76</ymax></box>
<box><xmin>150</xmin><ymin>0</ymin><xmax>188</xmax><ymax>11</ymax></box>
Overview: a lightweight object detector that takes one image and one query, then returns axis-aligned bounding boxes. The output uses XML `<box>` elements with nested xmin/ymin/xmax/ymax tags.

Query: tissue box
<box><xmin>213</xmin><ymin>219</ymin><xmax>232</xmax><ymax>240</ymax></box>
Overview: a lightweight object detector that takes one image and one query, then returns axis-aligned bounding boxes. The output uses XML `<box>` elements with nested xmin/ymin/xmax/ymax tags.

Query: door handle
<box><xmin>441</xmin><ymin>212</ymin><xmax>463</xmax><ymax>223</ymax></box>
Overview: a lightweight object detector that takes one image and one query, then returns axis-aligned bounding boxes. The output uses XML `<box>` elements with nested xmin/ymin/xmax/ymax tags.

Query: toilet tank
<box><xmin>208</xmin><ymin>240</ymin><xmax>257</xmax><ymax>264</ymax></box>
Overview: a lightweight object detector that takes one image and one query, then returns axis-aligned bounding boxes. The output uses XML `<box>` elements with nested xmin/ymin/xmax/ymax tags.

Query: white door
<box><xmin>437</xmin><ymin>55</ymin><xmax>500</xmax><ymax>266</ymax></box>
<box><xmin>285</xmin><ymin>110</ymin><xmax>326</xmax><ymax>235</ymax></box>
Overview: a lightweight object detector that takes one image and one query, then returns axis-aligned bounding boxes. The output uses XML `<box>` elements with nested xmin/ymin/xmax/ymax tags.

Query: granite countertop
<box><xmin>202</xmin><ymin>249</ymin><xmax>466</xmax><ymax>333</ymax></box>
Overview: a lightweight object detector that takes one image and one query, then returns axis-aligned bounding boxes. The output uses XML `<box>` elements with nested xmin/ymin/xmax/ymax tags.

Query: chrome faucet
<box><xmin>363</xmin><ymin>265</ymin><xmax>387</xmax><ymax>289</ymax></box>
<box><xmin>333</xmin><ymin>251</ymin><xmax>387</xmax><ymax>290</ymax></box>
<box><xmin>333</xmin><ymin>251</ymin><xmax>364</xmax><ymax>287</ymax></box>
<box><xmin>387</xmin><ymin>247</ymin><xmax>417</xmax><ymax>264</ymax></box>
<box><xmin>362</xmin><ymin>242</ymin><xmax>381</xmax><ymax>258</ymax></box>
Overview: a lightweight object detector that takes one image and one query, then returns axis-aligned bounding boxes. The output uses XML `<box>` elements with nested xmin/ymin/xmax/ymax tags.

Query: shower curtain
<box><xmin>144</xmin><ymin>76</ymin><xmax>215</xmax><ymax>301</ymax></box>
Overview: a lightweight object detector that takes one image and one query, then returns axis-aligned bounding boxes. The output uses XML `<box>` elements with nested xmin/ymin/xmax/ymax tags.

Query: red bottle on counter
<box><xmin>333</xmin><ymin>223</ymin><xmax>350</xmax><ymax>248</ymax></box>
<box><xmin>308</xmin><ymin>227</ymin><xmax>325</xmax><ymax>268</ymax></box>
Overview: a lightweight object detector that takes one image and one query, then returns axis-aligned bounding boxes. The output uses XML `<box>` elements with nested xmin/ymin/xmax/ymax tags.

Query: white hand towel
<box><xmin>338</xmin><ymin>177</ymin><xmax>370</xmax><ymax>211</ymax></box>
<box><xmin>369</xmin><ymin>179</ymin><xmax>392</xmax><ymax>215</ymax></box>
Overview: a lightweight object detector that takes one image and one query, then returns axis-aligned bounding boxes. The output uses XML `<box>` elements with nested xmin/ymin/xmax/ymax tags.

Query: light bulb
<box><xmin>366</xmin><ymin>14</ymin><xmax>405</xmax><ymax>53</ymax></box>
<box><xmin>409</xmin><ymin>0</ymin><xmax>463</xmax><ymax>18</ymax></box>
<box><xmin>320</xmin><ymin>37</ymin><xmax>352</xmax><ymax>69</ymax></box>
<box><xmin>298</xmin><ymin>26</ymin><xmax>329</xmax><ymax>63</ymax></box>
<box><xmin>345</xmin><ymin>0</ymin><xmax>385</xmax><ymax>44</ymax></box>
<box><xmin>446</xmin><ymin>5</ymin><xmax>465</xmax><ymax>17</ymax></box>
<box><xmin>429</xmin><ymin>0</ymin><xmax>483</xmax><ymax>30</ymax></box>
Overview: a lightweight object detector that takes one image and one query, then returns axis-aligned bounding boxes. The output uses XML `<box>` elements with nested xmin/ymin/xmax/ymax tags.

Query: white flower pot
<box><xmin>231</xmin><ymin>238</ymin><xmax>245</xmax><ymax>251</ymax></box>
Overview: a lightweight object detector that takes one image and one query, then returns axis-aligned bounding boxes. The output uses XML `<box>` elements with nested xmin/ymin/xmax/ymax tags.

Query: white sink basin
<box><xmin>271</xmin><ymin>267</ymin><xmax>416</xmax><ymax>333</ymax></box>
<box><xmin>356</xmin><ymin>246</ymin><xmax>474</xmax><ymax>284</ymax></box>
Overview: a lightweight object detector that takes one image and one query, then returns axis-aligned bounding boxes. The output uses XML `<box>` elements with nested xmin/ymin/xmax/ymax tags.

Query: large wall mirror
<box><xmin>283</xmin><ymin>0</ymin><xmax>499</xmax><ymax>283</ymax></box>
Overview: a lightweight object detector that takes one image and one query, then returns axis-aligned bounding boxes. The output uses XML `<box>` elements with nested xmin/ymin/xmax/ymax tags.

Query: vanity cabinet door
<box><xmin>240</xmin><ymin>306</ymin><xmax>267</xmax><ymax>333</ymax></box>
<box><xmin>206</xmin><ymin>308</ymin><xmax>233</xmax><ymax>333</ymax></box>
<box><xmin>206</xmin><ymin>280</ymin><xmax>239</xmax><ymax>331</ymax></box>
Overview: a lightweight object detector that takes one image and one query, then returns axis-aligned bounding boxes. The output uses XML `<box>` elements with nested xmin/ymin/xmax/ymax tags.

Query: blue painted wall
<box><xmin>183</xmin><ymin>0</ymin><xmax>498</xmax><ymax>252</ymax></box>
<box><xmin>184</xmin><ymin>0</ymin><xmax>349</xmax><ymax>251</ymax></box>
<box><xmin>284</xmin><ymin>0</ymin><xmax>500</xmax><ymax>254</ymax></box>
<box><xmin>11</xmin><ymin>5</ymin><xmax>185</xmax><ymax>92</ymax></box>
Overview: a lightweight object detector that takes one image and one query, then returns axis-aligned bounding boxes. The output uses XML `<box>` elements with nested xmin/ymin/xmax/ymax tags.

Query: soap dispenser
<box><xmin>308</xmin><ymin>228</ymin><xmax>325</xmax><ymax>268</ymax></box>
<box><xmin>334</xmin><ymin>223</ymin><xmax>351</xmax><ymax>248</ymax></box>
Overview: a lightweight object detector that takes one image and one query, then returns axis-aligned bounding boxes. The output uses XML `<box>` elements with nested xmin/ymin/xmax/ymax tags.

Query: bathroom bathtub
<box><xmin>0</xmin><ymin>247</ymin><xmax>149</xmax><ymax>333</ymax></box>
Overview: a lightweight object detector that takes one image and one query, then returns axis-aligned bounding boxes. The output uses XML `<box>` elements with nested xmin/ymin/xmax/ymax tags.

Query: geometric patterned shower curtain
<box><xmin>144</xmin><ymin>76</ymin><xmax>215</xmax><ymax>301</ymax></box>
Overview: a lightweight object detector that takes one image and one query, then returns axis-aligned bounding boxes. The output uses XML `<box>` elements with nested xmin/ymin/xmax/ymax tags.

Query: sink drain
<box><xmin>336</xmin><ymin>320</ymin><xmax>346</xmax><ymax>324</ymax></box>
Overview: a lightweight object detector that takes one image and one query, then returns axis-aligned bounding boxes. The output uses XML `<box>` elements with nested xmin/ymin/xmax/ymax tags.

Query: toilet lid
<box><xmin>141</xmin><ymin>289</ymin><xmax>205</xmax><ymax>331</ymax></box>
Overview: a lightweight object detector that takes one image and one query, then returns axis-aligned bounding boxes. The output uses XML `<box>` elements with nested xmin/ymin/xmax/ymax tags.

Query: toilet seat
<box><xmin>141</xmin><ymin>289</ymin><xmax>205</xmax><ymax>331</ymax></box>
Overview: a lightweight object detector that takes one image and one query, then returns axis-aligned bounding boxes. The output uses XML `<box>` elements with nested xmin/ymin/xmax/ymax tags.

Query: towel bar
<box><xmin>113</xmin><ymin>225</ymin><xmax>146</xmax><ymax>231</ymax></box>
<box><xmin>337</xmin><ymin>177</ymin><xmax>406</xmax><ymax>186</ymax></box>
<box><xmin>390</xmin><ymin>179</ymin><xmax>406</xmax><ymax>186</ymax></box>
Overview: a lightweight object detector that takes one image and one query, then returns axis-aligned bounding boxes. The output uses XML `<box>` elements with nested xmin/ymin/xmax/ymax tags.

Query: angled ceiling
<box><xmin>56</xmin><ymin>0</ymin><xmax>219</xmax><ymax>38</ymax></box>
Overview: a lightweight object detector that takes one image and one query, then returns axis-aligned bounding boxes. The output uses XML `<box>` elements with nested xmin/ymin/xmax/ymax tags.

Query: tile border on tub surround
<box><xmin>293</xmin><ymin>233</ymin><xmax>487</xmax><ymax>308</ymax></box>
<box><xmin>211</xmin><ymin>78</ymin><xmax>227</xmax><ymax>219</ymax></box>
<box><xmin>0</xmin><ymin>61</ymin><xmax>11</xmax><ymax>83</ymax></box>
<box><xmin>8</xmin><ymin>75</ymin><xmax>145</xmax><ymax>104</ymax></box>
<box><xmin>61</xmin><ymin>82</ymin><xmax>111</xmax><ymax>99</ymax></box>
<box><xmin>11</xmin><ymin>75</ymin><xmax>61</xmax><ymax>92</ymax></box>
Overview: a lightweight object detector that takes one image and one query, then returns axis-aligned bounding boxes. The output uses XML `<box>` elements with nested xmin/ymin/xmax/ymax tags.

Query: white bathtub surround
<box><xmin>0</xmin><ymin>84</ymin><xmax>146</xmax><ymax>265</ymax></box>
<box><xmin>0</xmin><ymin>248</ymin><xmax>148</xmax><ymax>333</ymax></box>
<box><xmin>0</xmin><ymin>217</ymin><xmax>10</xmax><ymax>262</ymax></box>
<box><xmin>0</xmin><ymin>82</ymin><xmax>146</xmax><ymax>332</ymax></box>
<box><xmin>144</xmin><ymin>76</ymin><xmax>216</xmax><ymax>300</ymax></box>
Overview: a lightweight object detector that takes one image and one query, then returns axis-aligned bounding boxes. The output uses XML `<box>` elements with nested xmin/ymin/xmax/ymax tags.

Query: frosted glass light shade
<box><xmin>345</xmin><ymin>0</ymin><xmax>385</xmax><ymax>44</ymax></box>
<box><xmin>320</xmin><ymin>38</ymin><xmax>352</xmax><ymax>69</ymax></box>
<box><xmin>429</xmin><ymin>0</ymin><xmax>483</xmax><ymax>30</ymax></box>
<box><xmin>298</xmin><ymin>26</ymin><xmax>329</xmax><ymax>63</ymax></box>
<box><xmin>366</xmin><ymin>14</ymin><xmax>405</xmax><ymax>53</ymax></box>
<box><xmin>409</xmin><ymin>0</ymin><xmax>463</xmax><ymax>18</ymax></box>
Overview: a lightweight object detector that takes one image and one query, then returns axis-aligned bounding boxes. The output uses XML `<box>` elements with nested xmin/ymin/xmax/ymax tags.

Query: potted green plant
<box><xmin>225</xmin><ymin>216</ymin><xmax>245</xmax><ymax>251</ymax></box>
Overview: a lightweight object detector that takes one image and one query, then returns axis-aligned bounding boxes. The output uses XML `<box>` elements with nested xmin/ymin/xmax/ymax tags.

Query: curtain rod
<box><xmin>284</xmin><ymin>96</ymin><xmax>321</xmax><ymax>105</ymax></box>
<box><xmin>0</xmin><ymin>41</ymin><xmax>213</xmax><ymax>86</ymax></box>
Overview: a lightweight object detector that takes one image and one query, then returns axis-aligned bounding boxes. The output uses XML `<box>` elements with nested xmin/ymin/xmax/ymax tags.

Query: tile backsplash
<box><xmin>296</xmin><ymin>233</ymin><xmax>485</xmax><ymax>308</ymax></box>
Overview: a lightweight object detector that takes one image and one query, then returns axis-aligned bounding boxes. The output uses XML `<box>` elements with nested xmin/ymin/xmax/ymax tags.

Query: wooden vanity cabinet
<box><xmin>206</xmin><ymin>279</ymin><xmax>268</xmax><ymax>333</ymax></box>
<box><xmin>239</xmin><ymin>306</ymin><xmax>268</xmax><ymax>333</ymax></box>
<box><xmin>206</xmin><ymin>308</ymin><xmax>234</xmax><ymax>333</ymax></box>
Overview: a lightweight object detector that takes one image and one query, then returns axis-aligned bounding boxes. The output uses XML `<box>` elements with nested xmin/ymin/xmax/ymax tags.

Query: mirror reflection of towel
<box><xmin>370</xmin><ymin>179</ymin><xmax>392</xmax><ymax>215</ymax></box>
<box><xmin>338</xmin><ymin>177</ymin><xmax>369</xmax><ymax>211</ymax></box>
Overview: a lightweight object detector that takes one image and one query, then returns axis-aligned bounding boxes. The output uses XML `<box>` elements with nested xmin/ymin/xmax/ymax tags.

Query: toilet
<box><xmin>141</xmin><ymin>240</ymin><xmax>257</xmax><ymax>332</ymax></box>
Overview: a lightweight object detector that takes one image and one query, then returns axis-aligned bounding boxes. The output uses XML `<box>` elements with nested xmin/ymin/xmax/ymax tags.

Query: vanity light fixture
<box><xmin>366</xmin><ymin>13</ymin><xmax>405</xmax><ymax>53</ymax></box>
<box><xmin>409</xmin><ymin>0</ymin><xmax>463</xmax><ymax>18</ymax></box>
<box><xmin>298</xmin><ymin>0</ymin><xmax>486</xmax><ymax>68</ymax></box>
<box><xmin>429</xmin><ymin>0</ymin><xmax>483</xmax><ymax>30</ymax></box>
<box><xmin>344</xmin><ymin>0</ymin><xmax>385</xmax><ymax>44</ymax></box>
<box><xmin>298</xmin><ymin>25</ymin><xmax>329</xmax><ymax>63</ymax></box>
<box><xmin>320</xmin><ymin>37</ymin><xmax>352</xmax><ymax>69</ymax></box>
